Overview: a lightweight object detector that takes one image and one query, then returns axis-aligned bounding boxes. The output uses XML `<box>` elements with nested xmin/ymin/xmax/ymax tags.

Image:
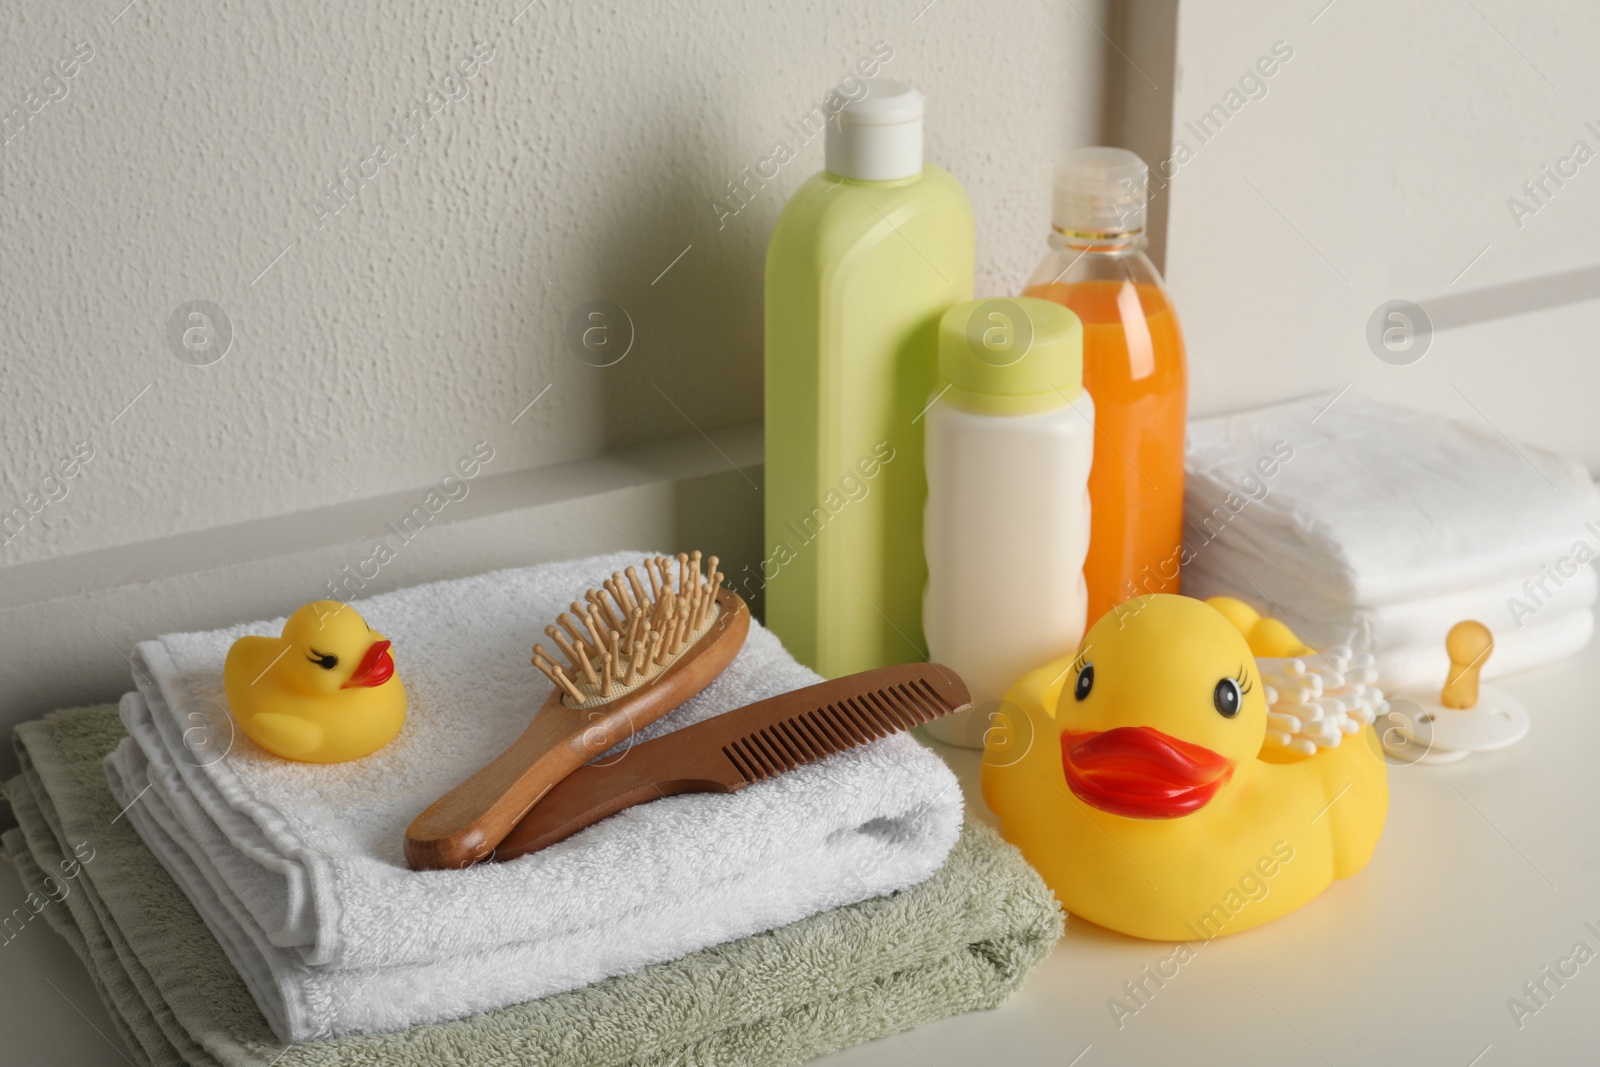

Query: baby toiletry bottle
<box><xmin>922</xmin><ymin>297</ymin><xmax>1093</xmax><ymax>748</ymax></box>
<box><xmin>1023</xmin><ymin>147</ymin><xmax>1186</xmax><ymax>625</ymax></box>
<box><xmin>764</xmin><ymin>81</ymin><xmax>975</xmax><ymax>677</ymax></box>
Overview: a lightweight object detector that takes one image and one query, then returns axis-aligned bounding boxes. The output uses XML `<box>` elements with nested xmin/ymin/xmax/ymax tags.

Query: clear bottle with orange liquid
<box><xmin>1022</xmin><ymin>147</ymin><xmax>1186</xmax><ymax>624</ymax></box>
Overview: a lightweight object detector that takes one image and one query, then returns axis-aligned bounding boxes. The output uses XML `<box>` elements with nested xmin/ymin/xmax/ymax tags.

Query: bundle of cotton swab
<box><xmin>1257</xmin><ymin>646</ymin><xmax>1384</xmax><ymax>756</ymax></box>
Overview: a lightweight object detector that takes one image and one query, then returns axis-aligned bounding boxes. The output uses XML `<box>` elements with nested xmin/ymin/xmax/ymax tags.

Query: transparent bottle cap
<box><xmin>1052</xmin><ymin>146</ymin><xmax>1148</xmax><ymax>238</ymax></box>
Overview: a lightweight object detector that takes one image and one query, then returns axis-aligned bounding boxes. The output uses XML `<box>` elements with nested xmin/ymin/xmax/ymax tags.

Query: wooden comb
<box><xmin>493</xmin><ymin>663</ymin><xmax>971</xmax><ymax>861</ymax></box>
<box><xmin>405</xmin><ymin>552</ymin><xmax>750</xmax><ymax>871</ymax></box>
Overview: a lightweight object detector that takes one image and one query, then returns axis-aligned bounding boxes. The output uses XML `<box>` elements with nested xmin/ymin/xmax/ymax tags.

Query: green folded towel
<box><xmin>4</xmin><ymin>706</ymin><xmax>1063</xmax><ymax>1067</ymax></box>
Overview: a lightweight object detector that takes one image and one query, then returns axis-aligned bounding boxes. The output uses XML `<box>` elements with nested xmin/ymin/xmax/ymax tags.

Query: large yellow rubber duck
<box><xmin>223</xmin><ymin>601</ymin><xmax>407</xmax><ymax>763</ymax></box>
<box><xmin>982</xmin><ymin>595</ymin><xmax>1386</xmax><ymax>941</ymax></box>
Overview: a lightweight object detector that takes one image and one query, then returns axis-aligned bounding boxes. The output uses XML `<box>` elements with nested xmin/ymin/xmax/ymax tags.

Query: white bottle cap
<box><xmin>1052</xmin><ymin>146</ymin><xmax>1148</xmax><ymax>238</ymax></box>
<box><xmin>825</xmin><ymin>81</ymin><xmax>924</xmax><ymax>181</ymax></box>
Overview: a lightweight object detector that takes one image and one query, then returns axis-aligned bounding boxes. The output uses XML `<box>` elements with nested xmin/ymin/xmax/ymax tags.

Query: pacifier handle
<box><xmin>1440</xmin><ymin>620</ymin><xmax>1493</xmax><ymax>710</ymax></box>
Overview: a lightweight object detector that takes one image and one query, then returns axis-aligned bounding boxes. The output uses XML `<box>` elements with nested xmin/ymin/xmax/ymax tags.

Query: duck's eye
<box><xmin>1074</xmin><ymin>663</ymin><xmax>1094</xmax><ymax>701</ymax></box>
<box><xmin>1213</xmin><ymin>677</ymin><xmax>1241</xmax><ymax>717</ymax></box>
<box><xmin>307</xmin><ymin>649</ymin><xmax>339</xmax><ymax>670</ymax></box>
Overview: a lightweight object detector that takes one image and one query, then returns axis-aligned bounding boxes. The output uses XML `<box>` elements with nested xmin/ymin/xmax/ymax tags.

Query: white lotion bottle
<box><xmin>922</xmin><ymin>297</ymin><xmax>1094</xmax><ymax>748</ymax></box>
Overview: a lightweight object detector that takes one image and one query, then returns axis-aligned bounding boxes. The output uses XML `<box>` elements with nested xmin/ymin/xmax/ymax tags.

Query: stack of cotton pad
<box><xmin>1184</xmin><ymin>392</ymin><xmax>1600</xmax><ymax>691</ymax></box>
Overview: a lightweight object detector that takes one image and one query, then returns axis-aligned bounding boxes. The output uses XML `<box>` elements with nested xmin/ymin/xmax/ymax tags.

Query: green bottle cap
<box><xmin>936</xmin><ymin>297</ymin><xmax>1084</xmax><ymax>415</ymax></box>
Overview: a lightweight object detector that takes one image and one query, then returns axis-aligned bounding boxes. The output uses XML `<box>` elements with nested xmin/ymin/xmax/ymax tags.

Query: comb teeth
<box><xmin>721</xmin><ymin>677</ymin><xmax>953</xmax><ymax>783</ymax></box>
<box><xmin>529</xmin><ymin>551</ymin><xmax>724</xmax><ymax>708</ymax></box>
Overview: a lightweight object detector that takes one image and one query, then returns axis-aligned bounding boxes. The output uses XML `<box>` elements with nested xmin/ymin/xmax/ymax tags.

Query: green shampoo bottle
<box><xmin>763</xmin><ymin>81</ymin><xmax>975</xmax><ymax>676</ymax></box>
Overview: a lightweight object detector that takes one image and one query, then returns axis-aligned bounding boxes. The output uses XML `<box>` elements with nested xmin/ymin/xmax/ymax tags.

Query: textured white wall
<box><xmin>1165</xmin><ymin>0</ymin><xmax>1600</xmax><ymax>467</ymax></box>
<box><xmin>0</xmin><ymin>0</ymin><xmax>1105</xmax><ymax>567</ymax></box>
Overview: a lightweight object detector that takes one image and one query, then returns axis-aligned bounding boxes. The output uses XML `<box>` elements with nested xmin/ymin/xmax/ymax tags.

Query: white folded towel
<box><xmin>104</xmin><ymin>553</ymin><xmax>962</xmax><ymax>1040</ymax></box>
<box><xmin>1373</xmin><ymin>608</ymin><xmax>1595</xmax><ymax>694</ymax></box>
<box><xmin>1184</xmin><ymin>547</ymin><xmax>1599</xmax><ymax>653</ymax></box>
<box><xmin>1185</xmin><ymin>392</ymin><xmax>1600</xmax><ymax>607</ymax></box>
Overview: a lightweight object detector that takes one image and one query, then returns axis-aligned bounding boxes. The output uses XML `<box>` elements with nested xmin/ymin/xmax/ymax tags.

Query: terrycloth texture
<box><xmin>8</xmin><ymin>705</ymin><xmax>1063</xmax><ymax>1067</ymax></box>
<box><xmin>1185</xmin><ymin>392</ymin><xmax>1600</xmax><ymax>606</ymax></box>
<box><xmin>112</xmin><ymin>552</ymin><xmax>963</xmax><ymax>1040</ymax></box>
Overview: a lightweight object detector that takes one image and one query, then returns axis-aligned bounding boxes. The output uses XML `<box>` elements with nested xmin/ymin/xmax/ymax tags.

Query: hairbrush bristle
<box><xmin>531</xmin><ymin>551</ymin><xmax>725</xmax><ymax>708</ymax></box>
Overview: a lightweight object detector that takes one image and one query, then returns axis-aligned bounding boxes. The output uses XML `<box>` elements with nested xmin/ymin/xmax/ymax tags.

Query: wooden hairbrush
<box><xmin>405</xmin><ymin>551</ymin><xmax>750</xmax><ymax>870</ymax></box>
<box><xmin>493</xmin><ymin>662</ymin><xmax>971</xmax><ymax>860</ymax></box>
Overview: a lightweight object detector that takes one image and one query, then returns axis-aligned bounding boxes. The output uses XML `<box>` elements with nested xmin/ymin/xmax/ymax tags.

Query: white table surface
<box><xmin>5</xmin><ymin>639</ymin><xmax>1599</xmax><ymax>1066</ymax></box>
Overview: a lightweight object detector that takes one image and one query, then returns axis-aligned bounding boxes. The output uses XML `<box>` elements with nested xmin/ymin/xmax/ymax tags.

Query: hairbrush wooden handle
<box><xmin>495</xmin><ymin>663</ymin><xmax>971</xmax><ymax>861</ymax></box>
<box><xmin>490</xmin><ymin>748</ymin><xmax>740</xmax><ymax>858</ymax></box>
<box><xmin>404</xmin><ymin>586</ymin><xmax>749</xmax><ymax>871</ymax></box>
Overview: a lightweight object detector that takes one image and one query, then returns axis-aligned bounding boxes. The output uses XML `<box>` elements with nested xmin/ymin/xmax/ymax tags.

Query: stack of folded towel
<box><xmin>1183</xmin><ymin>394</ymin><xmax>1600</xmax><ymax>691</ymax></box>
<box><xmin>1</xmin><ymin>551</ymin><xmax>1062</xmax><ymax>1060</ymax></box>
<box><xmin>6</xmin><ymin>704</ymin><xmax>1063</xmax><ymax>1067</ymax></box>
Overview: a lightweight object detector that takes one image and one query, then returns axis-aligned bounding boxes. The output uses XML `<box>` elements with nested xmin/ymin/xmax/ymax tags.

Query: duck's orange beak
<box><xmin>1061</xmin><ymin>726</ymin><xmax>1233</xmax><ymax>819</ymax></box>
<box><xmin>342</xmin><ymin>640</ymin><xmax>395</xmax><ymax>689</ymax></box>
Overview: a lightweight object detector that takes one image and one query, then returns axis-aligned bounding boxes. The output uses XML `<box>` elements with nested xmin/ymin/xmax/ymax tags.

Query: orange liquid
<box><xmin>1023</xmin><ymin>279</ymin><xmax>1187</xmax><ymax>623</ymax></box>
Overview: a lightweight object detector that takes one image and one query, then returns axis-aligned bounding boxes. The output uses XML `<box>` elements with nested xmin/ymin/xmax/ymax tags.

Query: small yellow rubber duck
<box><xmin>223</xmin><ymin>601</ymin><xmax>407</xmax><ymax>763</ymax></box>
<box><xmin>1204</xmin><ymin>595</ymin><xmax>1315</xmax><ymax>658</ymax></box>
<box><xmin>982</xmin><ymin>594</ymin><xmax>1386</xmax><ymax>941</ymax></box>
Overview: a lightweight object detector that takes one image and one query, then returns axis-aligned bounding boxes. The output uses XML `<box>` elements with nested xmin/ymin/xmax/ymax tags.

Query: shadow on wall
<box><xmin>564</xmin><ymin>78</ymin><xmax>768</xmax><ymax>458</ymax></box>
<box><xmin>551</xmin><ymin>77</ymin><xmax>770</xmax><ymax>621</ymax></box>
<box><xmin>672</xmin><ymin>466</ymin><xmax>766</xmax><ymax>625</ymax></box>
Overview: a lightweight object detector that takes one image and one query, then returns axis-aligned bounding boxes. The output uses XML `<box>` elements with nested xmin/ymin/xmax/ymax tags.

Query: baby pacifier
<box><xmin>1380</xmin><ymin>620</ymin><xmax>1529</xmax><ymax>764</ymax></box>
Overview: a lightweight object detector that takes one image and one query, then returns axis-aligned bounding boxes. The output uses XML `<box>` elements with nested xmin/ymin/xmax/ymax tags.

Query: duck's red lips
<box><xmin>342</xmin><ymin>640</ymin><xmax>395</xmax><ymax>689</ymax></box>
<box><xmin>1061</xmin><ymin>726</ymin><xmax>1233</xmax><ymax>819</ymax></box>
